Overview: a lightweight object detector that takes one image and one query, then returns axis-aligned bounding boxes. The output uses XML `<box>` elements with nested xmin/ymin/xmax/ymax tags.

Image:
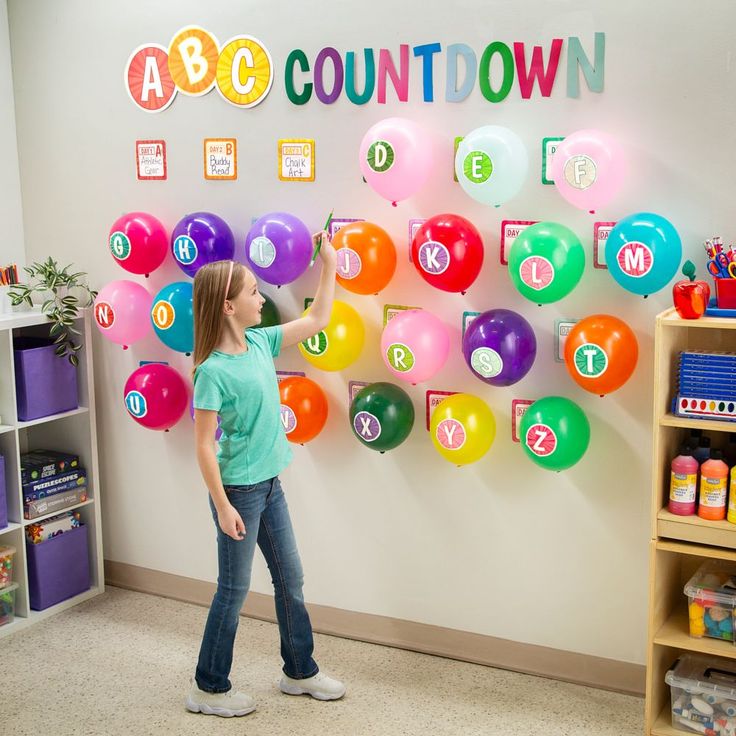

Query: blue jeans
<box><xmin>195</xmin><ymin>476</ymin><xmax>318</xmax><ymax>693</ymax></box>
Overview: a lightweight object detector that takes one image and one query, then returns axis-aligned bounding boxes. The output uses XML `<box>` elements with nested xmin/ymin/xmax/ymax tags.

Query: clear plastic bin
<box><xmin>0</xmin><ymin>582</ymin><xmax>18</xmax><ymax>627</ymax></box>
<box><xmin>0</xmin><ymin>545</ymin><xmax>15</xmax><ymax>588</ymax></box>
<box><xmin>684</xmin><ymin>560</ymin><xmax>736</xmax><ymax>643</ymax></box>
<box><xmin>666</xmin><ymin>654</ymin><xmax>736</xmax><ymax>733</ymax></box>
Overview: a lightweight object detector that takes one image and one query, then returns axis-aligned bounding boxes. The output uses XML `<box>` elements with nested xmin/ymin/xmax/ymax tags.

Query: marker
<box><xmin>310</xmin><ymin>210</ymin><xmax>333</xmax><ymax>268</ymax></box>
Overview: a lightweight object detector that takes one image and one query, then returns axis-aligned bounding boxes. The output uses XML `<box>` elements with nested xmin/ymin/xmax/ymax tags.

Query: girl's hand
<box><xmin>312</xmin><ymin>230</ymin><xmax>336</xmax><ymax>270</ymax></box>
<box><xmin>217</xmin><ymin>504</ymin><xmax>246</xmax><ymax>541</ymax></box>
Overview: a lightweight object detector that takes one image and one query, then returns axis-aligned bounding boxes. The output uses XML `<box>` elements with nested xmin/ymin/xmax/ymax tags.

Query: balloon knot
<box><xmin>123</xmin><ymin>345</ymin><xmax>129</xmax><ymax>351</ymax></box>
<box><xmin>145</xmin><ymin>273</ymin><xmax>150</xmax><ymax>278</ymax></box>
<box><xmin>186</xmin><ymin>352</ymin><xmax>191</xmax><ymax>357</ymax></box>
<box><xmin>461</xmin><ymin>290</ymin><xmax>467</xmax><ymax>296</ymax></box>
<box><xmin>643</xmin><ymin>294</ymin><xmax>649</xmax><ymax>299</ymax></box>
<box><xmin>589</xmin><ymin>210</ymin><xmax>595</xmax><ymax>215</ymax></box>
<box><xmin>599</xmin><ymin>394</ymin><xmax>605</xmax><ymax>398</ymax></box>
<box><xmin>391</xmin><ymin>201</ymin><xmax>398</xmax><ymax>208</ymax></box>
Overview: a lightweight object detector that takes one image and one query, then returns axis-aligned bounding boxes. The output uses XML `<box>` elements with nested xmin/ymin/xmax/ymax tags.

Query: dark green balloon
<box><xmin>519</xmin><ymin>396</ymin><xmax>590</xmax><ymax>471</ymax></box>
<box><xmin>350</xmin><ymin>382</ymin><xmax>415</xmax><ymax>452</ymax></box>
<box><xmin>258</xmin><ymin>294</ymin><xmax>281</xmax><ymax>327</ymax></box>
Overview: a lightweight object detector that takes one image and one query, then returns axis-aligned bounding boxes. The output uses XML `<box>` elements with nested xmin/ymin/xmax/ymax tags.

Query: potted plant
<box><xmin>8</xmin><ymin>257</ymin><xmax>97</xmax><ymax>367</ymax></box>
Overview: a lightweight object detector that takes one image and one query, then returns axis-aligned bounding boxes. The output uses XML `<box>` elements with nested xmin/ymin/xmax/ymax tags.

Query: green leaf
<box><xmin>682</xmin><ymin>260</ymin><xmax>696</xmax><ymax>281</ymax></box>
<box><xmin>54</xmin><ymin>344</ymin><xmax>66</xmax><ymax>357</ymax></box>
<box><xmin>70</xmin><ymin>354</ymin><xmax>79</xmax><ymax>368</ymax></box>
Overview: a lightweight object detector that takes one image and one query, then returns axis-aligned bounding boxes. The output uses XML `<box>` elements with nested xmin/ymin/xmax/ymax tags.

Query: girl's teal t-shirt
<box><xmin>193</xmin><ymin>325</ymin><xmax>292</xmax><ymax>485</ymax></box>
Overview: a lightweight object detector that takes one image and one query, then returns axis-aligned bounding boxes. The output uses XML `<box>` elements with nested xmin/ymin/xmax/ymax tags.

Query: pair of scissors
<box><xmin>707</xmin><ymin>252</ymin><xmax>736</xmax><ymax>278</ymax></box>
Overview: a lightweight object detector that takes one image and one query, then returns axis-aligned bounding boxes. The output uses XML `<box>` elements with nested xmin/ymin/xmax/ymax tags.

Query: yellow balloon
<box><xmin>298</xmin><ymin>300</ymin><xmax>365</xmax><ymax>371</ymax></box>
<box><xmin>430</xmin><ymin>393</ymin><xmax>496</xmax><ymax>465</ymax></box>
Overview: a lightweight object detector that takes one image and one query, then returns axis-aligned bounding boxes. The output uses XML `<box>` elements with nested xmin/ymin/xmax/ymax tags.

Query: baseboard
<box><xmin>104</xmin><ymin>559</ymin><xmax>645</xmax><ymax>696</ymax></box>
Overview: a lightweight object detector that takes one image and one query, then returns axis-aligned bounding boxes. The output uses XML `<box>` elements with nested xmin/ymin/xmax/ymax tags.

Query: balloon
<box><xmin>94</xmin><ymin>280</ymin><xmax>152</xmax><ymax>349</ymax></box>
<box><xmin>551</xmin><ymin>129</ymin><xmax>625</xmax><ymax>214</ymax></box>
<box><xmin>519</xmin><ymin>396</ymin><xmax>590</xmax><ymax>471</ymax></box>
<box><xmin>189</xmin><ymin>397</ymin><xmax>222</xmax><ymax>441</ymax></box>
<box><xmin>279</xmin><ymin>376</ymin><xmax>328</xmax><ymax>444</ymax></box>
<box><xmin>171</xmin><ymin>212</ymin><xmax>235</xmax><ymax>277</ymax></box>
<box><xmin>333</xmin><ymin>221</ymin><xmax>397</xmax><ymax>295</ymax></box>
<box><xmin>508</xmin><ymin>222</ymin><xmax>585</xmax><ymax>304</ymax></box>
<box><xmin>358</xmin><ymin>117</ymin><xmax>434</xmax><ymax>205</ymax></box>
<box><xmin>410</xmin><ymin>213</ymin><xmax>484</xmax><ymax>293</ymax></box>
<box><xmin>350</xmin><ymin>382</ymin><xmax>414</xmax><ymax>452</ymax></box>
<box><xmin>245</xmin><ymin>212</ymin><xmax>312</xmax><ymax>286</ymax></box>
<box><xmin>150</xmin><ymin>281</ymin><xmax>194</xmax><ymax>354</ymax></box>
<box><xmin>124</xmin><ymin>363</ymin><xmax>188</xmax><ymax>431</ymax></box>
<box><xmin>455</xmin><ymin>126</ymin><xmax>528</xmax><ymax>207</ymax></box>
<box><xmin>258</xmin><ymin>294</ymin><xmax>281</xmax><ymax>327</ymax></box>
<box><xmin>108</xmin><ymin>212</ymin><xmax>168</xmax><ymax>276</ymax></box>
<box><xmin>564</xmin><ymin>314</ymin><xmax>638</xmax><ymax>396</ymax></box>
<box><xmin>381</xmin><ymin>309</ymin><xmax>450</xmax><ymax>384</ymax></box>
<box><xmin>605</xmin><ymin>212</ymin><xmax>682</xmax><ymax>296</ymax></box>
<box><xmin>462</xmin><ymin>309</ymin><xmax>536</xmax><ymax>386</ymax></box>
<box><xmin>298</xmin><ymin>300</ymin><xmax>365</xmax><ymax>371</ymax></box>
<box><xmin>430</xmin><ymin>393</ymin><xmax>496</xmax><ymax>466</ymax></box>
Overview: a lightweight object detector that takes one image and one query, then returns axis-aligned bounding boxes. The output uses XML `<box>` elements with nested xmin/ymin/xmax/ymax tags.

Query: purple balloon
<box><xmin>244</xmin><ymin>212</ymin><xmax>312</xmax><ymax>286</ymax></box>
<box><xmin>462</xmin><ymin>309</ymin><xmax>537</xmax><ymax>386</ymax></box>
<box><xmin>171</xmin><ymin>212</ymin><xmax>235</xmax><ymax>278</ymax></box>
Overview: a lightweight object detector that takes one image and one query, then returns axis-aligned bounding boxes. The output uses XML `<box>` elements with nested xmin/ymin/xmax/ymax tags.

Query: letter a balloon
<box><xmin>563</xmin><ymin>314</ymin><xmax>638</xmax><ymax>396</ymax></box>
<box><xmin>430</xmin><ymin>393</ymin><xmax>496</xmax><ymax>466</ymax></box>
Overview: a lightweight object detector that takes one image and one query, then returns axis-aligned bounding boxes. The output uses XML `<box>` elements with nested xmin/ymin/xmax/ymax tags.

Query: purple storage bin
<box><xmin>13</xmin><ymin>337</ymin><xmax>78</xmax><ymax>421</ymax></box>
<box><xmin>0</xmin><ymin>455</ymin><xmax>6</xmax><ymax>529</ymax></box>
<box><xmin>27</xmin><ymin>525</ymin><xmax>90</xmax><ymax>610</ymax></box>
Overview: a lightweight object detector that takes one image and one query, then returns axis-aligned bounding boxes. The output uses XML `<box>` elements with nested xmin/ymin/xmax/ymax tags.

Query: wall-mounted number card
<box><xmin>383</xmin><ymin>304</ymin><xmax>420</xmax><ymax>327</ymax></box>
<box><xmin>541</xmin><ymin>137</ymin><xmax>564</xmax><ymax>185</ymax></box>
<box><xmin>594</xmin><ymin>222</ymin><xmax>615</xmax><ymax>270</ymax></box>
<box><xmin>136</xmin><ymin>139</ymin><xmax>166</xmax><ymax>180</ymax></box>
<box><xmin>425</xmin><ymin>390</ymin><xmax>457</xmax><ymax>431</ymax></box>
<box><xmin>278</xmin><ymin>139</ymin><xmax>315</xmax><ymax>182</ymax></box>
<box><xmin>511</xmin><ymin>399</ymin><xmax>534</xmax><ymax>442</ymax></box>
<box><xmin>408</xmin><ymin>219</ymin><xmax>426</xmax><ymax>263</ymax></box>
<box><xmin>462</xmin><ymin>311</ymin><xmax>480</xmax><ymax>338</ymax></box>
<box><xmin>500</xmin><ymin>220</ymin><xmax>538</xmax><ymax>266</ymax></box>
<box><xmin>204</xmin><ymin>138</ymin><xmax>237</xmax><ymax>180</ymax></box>
<box><xmin>554</xmin><ymin>320</ymin><xmax>579</xmax><ymax>362</ymax></box>
<box><xmin>330</xmin><ymin>218</ymin><xmax>363</xmax><ymax>238</ymax></box>
<box><xmin>276</xmin><ymin>371</ymin><xmax>306</xmax><ymax>383</ymax></box>
<box><xmin>348</xmin><ymin>380</ymin><xmax>370</xmax><ymax>405</ymax></box>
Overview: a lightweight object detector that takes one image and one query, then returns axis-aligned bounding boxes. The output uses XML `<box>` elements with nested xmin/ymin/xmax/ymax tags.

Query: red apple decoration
<box><xmin>673</xmin><ymin>260</ymin><xmax>710</xmax><ymax>319</ymax></box>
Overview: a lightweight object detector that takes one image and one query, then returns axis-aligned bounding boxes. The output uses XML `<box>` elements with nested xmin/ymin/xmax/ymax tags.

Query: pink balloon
<box><xmin>359</xmin><ymin>118</ymin><xmax>434</xmax><ymax>206</ymax></box>
<box><xmin>551</xmin><ymin>129</ymin><xmax>625</xmax><ymax>214</ymax></box>
<box><xmin>381</xmin><ymin>309</ymin><xmax>450</xmax><ymax>384</ymax></box>
<box><xmin>108</xmin><ymin>212</ymin><xmax>168</xmax><ymax>276</ymax></box>
<box><xmin>124</xmin><ymin>363</ymin><xmax>188</xmax><ymax>431</ymax></box>
<box><xmin>94</xmin><ymin>280</ymin><xmax>152</xmax><ymax>349</ymax></box>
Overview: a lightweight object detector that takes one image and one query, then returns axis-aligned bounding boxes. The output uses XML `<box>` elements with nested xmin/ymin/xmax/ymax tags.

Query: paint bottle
<box><xmin>693</xmin><ymin>436</ymin><xmax>711</xmax><ymax>464</ymax></box>
<box><xmin>728</xmin><ymin>465</ymin><xmax>736</xmax><ymax>525</ymax></box>
<box><xmin>698</xmin><ymin>449</ymin><xmax>729</xmax><ymax>521</ymax></box>
<box><xmin>669</xmin><ymin>446</ymin><xmax>699</xmax><ymax>516</ymax></box>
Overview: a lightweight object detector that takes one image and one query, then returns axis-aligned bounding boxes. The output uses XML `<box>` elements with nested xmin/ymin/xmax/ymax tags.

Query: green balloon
<box><xmin>350</xmin><ymin>382</ymin><xmax>415</xmax><ymax>452</ymax></box>
<box><xmin>258</xmin><ymin>294</ymin><xmax>281</xmax><ymax>327</ymax></box>
<box><xmin>508</xmin><ymin>222</ymin><xmax>585</xmax><ymax>304</ymax></box>
<box><xmin>519</xmin><ymin>396</ymin><xmax>590</xmax><ymax>471</ymax></box>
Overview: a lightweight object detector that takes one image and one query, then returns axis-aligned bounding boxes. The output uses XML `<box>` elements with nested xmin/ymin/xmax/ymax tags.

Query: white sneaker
<box><xmin>279</xmin><ymin>671</ymin><xmax>346</xmax><ymax>701</ymax></box>
<box><xmin>185</xmin><ymin>680</ymin><xmax>256</xmax><ymax>717</ymax></box>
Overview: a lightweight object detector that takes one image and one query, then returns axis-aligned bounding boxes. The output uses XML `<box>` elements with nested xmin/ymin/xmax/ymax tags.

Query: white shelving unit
<box><xmin>0</xmin><ymin>307</ymin><xmax>104</xmax><ymax>637</ymax></box>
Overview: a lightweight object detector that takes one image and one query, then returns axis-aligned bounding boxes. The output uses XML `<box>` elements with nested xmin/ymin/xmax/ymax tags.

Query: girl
<box><xmin>186</xmin><ymin>234</ymin><xmax>344</xmax><ymax>718</ymax></box>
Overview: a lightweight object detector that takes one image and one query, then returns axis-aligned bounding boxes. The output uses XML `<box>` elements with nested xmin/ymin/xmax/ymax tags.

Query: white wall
<box><xmin>0</xmin><ymin>0</ymin><xmax>24</xmax><ymax>268</ymax></box>
<box><xmin>7</xmin><ymin>0</ymin><xmax>736</xmax><ymax>666</ymax></box>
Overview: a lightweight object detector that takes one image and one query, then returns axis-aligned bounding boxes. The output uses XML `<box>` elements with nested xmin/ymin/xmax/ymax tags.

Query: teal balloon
<box><xmin>519</xmin><ymin>396</ymin><xmax>590</xmax><ymax>471</ymax></box>
<box><xmin>508</xmin><ymin>222</ymin><xmax>585</xmax><ymax>304</ymax></box>
<box><xmin>350</xmin><ymin>382</ymin><xmax>415</xmax><ymax>452</ymax></box>
<box><xmin>151</xmin><ymin>281</ymin><xmax>193</xmax><ymax>354</ymax></box>
<box><xmin>258</xmin><ymin>294</ymin><xmax>281</xmax><ymax>327</ymax></box>
<box><xmin>605</xmin><ymin>212</ymin><xmax>681</xmax><ymax>296</ymax></box>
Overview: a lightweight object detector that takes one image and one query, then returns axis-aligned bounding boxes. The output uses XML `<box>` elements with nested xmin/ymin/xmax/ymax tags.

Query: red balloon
<box><xmin>123</xmin><ymin>363</ymin><xmax>188</xmax><ymax>431</ymax></box>
<box><xmin>411</xmin><ymin>213</ymin><xmax>484</xmax><ymax>293</ymax></box>
<box><xmin>279</xmin><ymin>376</ymin><xmax>328</xmax><ymax>443</ymax></box>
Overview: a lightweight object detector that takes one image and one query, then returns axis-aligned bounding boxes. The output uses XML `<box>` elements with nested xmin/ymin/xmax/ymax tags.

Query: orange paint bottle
<box><xmin>698</xmin><ymin>449</ymin><xmax>729</xmax><ymax>521</ymax></box>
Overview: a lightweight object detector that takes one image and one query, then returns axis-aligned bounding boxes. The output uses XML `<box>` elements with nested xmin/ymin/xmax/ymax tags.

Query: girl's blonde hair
<box><xmin>192</xmin><ymin>260</ymin><xmax>247</xmax><ymax>376</ymax></box>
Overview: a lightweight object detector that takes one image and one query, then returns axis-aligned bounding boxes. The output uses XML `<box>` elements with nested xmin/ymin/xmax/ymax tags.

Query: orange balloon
<box><xmin>279</xmin><ymin>376</ymin><xmax>328</xmax><ymax>443</ymax></box>
<box><xmin>333</xmin><ymin>221</ymin><xmax>397</xmax><ymax>295</ymax></box>
<box><xmin>564</xmin><ymin>314</ymin><xmax>638</xmax><ymax>396</ymax></box>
